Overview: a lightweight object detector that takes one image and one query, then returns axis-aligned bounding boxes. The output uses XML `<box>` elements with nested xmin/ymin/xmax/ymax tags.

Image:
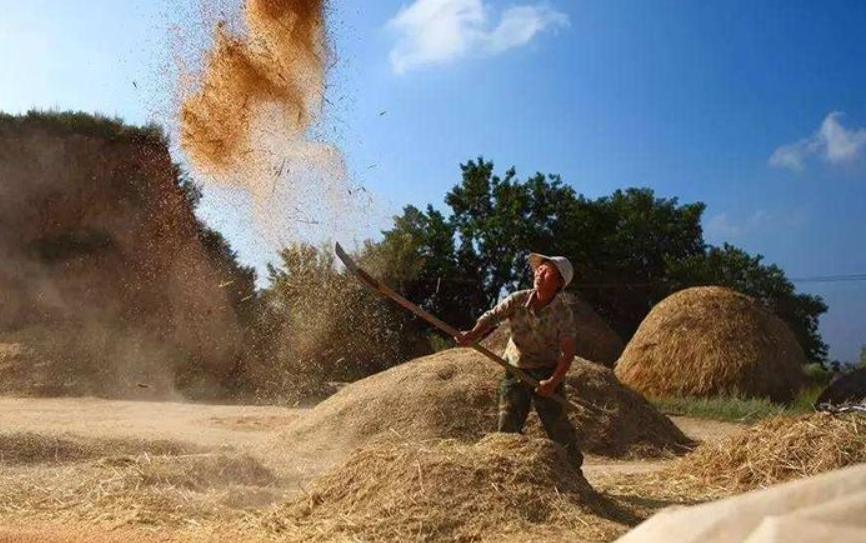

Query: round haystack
<box><xmin>816</xmin><ymin>368</ymin><xmax>866</xmax><ymax>408</ymax></box>
<box><xmin>615</xmin><ymin>287</ymin><xmax>805</xmax><ymax>404</ymax></box>
<box><xmin>282</xmin><ymin>349</ymin><xmax>690</xmax><ymax>460</ymax></box>
<box><xmin>672</xmin><ymin>412</ymin><xmax>866</xmax><ymax>491</ymax></box>
<box><xmin>482</xmin><ymin>293</ymin><xmax>624</xmax><ymax>367</ymax></box>
<box><xmin>269</xmin><ymin>434</ymin><xmax>620</xmax><ymax>543</ymax></box>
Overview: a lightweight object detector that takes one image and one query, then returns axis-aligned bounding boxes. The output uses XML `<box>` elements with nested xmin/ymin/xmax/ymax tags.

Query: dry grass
<box><xmin>281</xmin><ymin>349</ymin><xmax>691</xmax><ymax>462</ymax></box>
<box><xmin>265</xmin><ymin>434</ymin><xmax>632</xmax><ymax>543</ymax></box>
<box><xmin>616</xmin><ymin>287</ymin><xmax>805</xmax><ymax>404</ymax></box>
<box><xmin>483</xmin><ymin>293</ymin><xmax>624</xmax><ymax>367</ymax></box>
<box><xmin>0</xmin><ymin>433</ymin><xmax>282</xmax><ymax>529</ymax></box>
<box><xmin>669</xmin><ymin>412</ymin><xmax>866</xmax><ymax>493</ymax></box>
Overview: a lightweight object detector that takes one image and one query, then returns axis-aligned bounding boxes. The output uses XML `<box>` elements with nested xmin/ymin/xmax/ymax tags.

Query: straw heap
<box><xmin>267</xmin><ymin>433</ymin><xmax>624</xmax><ymax>543</ymax></box>
<box><xmin>672</xmin><ymin>412</ymin><xmax>866</xmax><ymax>491</ymax></box>
<box><xmin>282</xmin><ymin>349</ymin><xmax>691</xmax><ymax>460</ymax></box>
<box><xmin>616</xmin><ymin>287</ymin><xmax>805</xmax><ymax>404</ymax></box>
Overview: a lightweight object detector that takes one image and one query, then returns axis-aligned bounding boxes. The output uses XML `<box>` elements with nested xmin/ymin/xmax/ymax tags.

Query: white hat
<box><xmin>528</xmin><ymin>253</ymin><xmax>574</xmax><ymax>288</ymax></box>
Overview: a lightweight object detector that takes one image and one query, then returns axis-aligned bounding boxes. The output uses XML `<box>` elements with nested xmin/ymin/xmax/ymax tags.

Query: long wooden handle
<box><xmin>335</xmin><ymin>243</ymin><xmax>602</xmax><ymax>414</ymax></box>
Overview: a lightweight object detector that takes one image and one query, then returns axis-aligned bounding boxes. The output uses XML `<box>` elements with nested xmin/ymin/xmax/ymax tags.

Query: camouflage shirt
<box><xmin>478</xmin><ymin>289</ymin><xmax>576</xmax><ymax>369</ymax></box>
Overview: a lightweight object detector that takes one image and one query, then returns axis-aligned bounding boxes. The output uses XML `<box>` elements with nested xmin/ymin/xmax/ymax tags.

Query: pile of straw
<box><xmin>268</xmin><ymin>433</ymin><xmax>624</xmax><ymax>543</ymax></box>
<box><xmin>483</xmin><ymin>293</ymin><xmax>624</xmax><ymax>367</ymax></box>
<box><xmin>541</xmin><ymin>362</ymin><xmax>692</xmax><ymax>457</ymax></box>
<box><xmin>282</xmin><ymin>349</ymin><xmax>690</xmax><ymax>460</ymax></box>
<box><xmin>616</xmin><ymin>287</ymin><xmax>805</xmax><ymax>404</ymax></box>
<box><xmin>280</xmin><ymin>349</ymin><xmax>499</xmax><ymax>457</ymax></box>
<box><xmin>673</xmin><ymin>412</ymin><xmax>866</xmax><ymax>491</ymax></box>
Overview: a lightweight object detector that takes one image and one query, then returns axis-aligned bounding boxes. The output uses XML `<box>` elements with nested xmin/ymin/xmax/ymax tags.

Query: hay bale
<box><xmin>673</xmin><ymin>412</ymin><xmax>866</xmax><ymax>491</ymax></box>
<box><xmin>483</xmin><ymin>293</ymin><xmax>624</xmax><ymax>367</ymax></box>
<box><xmin>615</xmin><ymin>287</ymin><xmax>805</xmax><ymax>404</ymax></box>
<box><xmin>269</xmin><ymin>434</ymin><xmax>620</xmax><ymax>543</ymax></box>
<box><xmin>282</xmin><ymin>349</ymin><xmax>690</xmax><ymax>459</ymax></box>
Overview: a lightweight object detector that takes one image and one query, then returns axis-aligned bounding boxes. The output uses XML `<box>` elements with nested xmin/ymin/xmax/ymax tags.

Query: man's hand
<box><xmin>535</xmin><ymin>378</ymin><xmax>558</xmax><ymax>398</ymax></box>
<box><xmin>453</xmin><ymin>330</ymin><xmax>477</xmax><ymax>346</ymax></box>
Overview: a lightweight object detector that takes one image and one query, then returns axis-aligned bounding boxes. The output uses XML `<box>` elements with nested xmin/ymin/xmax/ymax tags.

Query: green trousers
<box><xmin>498</xmin><ymin>367</ymin><xmax>584</xmax><ymax>470</ymax></box>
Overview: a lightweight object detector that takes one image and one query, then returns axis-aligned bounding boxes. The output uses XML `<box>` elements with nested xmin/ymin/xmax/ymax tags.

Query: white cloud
<box><xmin>705</xmin><ymin>211</ymin><xmax>769</xmax><ymax>240</ymax></box>
<box><xmin>769</xmin><ymin>112</ymin><xmax>866</xmax><ymax>172</ymax></box>
<box><xmin>387</xmin><ymin>0</ymin><xmax>569</xmax><ymax>74</ymax></box>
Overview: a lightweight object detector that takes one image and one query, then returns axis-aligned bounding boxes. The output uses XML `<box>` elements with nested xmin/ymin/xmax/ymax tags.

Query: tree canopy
<box><xmin>378</xmin><ymin>157</ymin><xmax>828</xmax><ymax>364</ymax></box>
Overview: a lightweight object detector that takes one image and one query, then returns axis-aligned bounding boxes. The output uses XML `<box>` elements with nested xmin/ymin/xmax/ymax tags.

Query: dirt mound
<box><xmin>268</xmin><ymin>433</ymin><xmax>621</xmax><ymax>543</ymax></box>
<box><xmin>483</xmin><ymin>293</ymin><xmax>624</xmax><ymax>367</ymax></box>
<box><xmin>0</xmin><ymin>112</ymin><xmax>246</xmax><ymax>398</ymax></box>
<box><xmin>615</xmin><ymin>287</ymin><xmax>805</xmax><ymax>404</ymax></box>
<box><xmin>282</xmin><ymin>349</ymin><xmax>690</xmax><ymax>459</ymax></box>
<box><xmin>673</xmin><ymin>412</ymin><xmax>866</xmax><ymax>491</ymax></box>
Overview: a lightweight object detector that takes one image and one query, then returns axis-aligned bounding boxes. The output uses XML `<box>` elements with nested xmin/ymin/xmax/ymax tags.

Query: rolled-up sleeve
<box><xmin>477</xmin><ymin>292</ymin><xmax>521</xmax><ymax>329</ymax></box>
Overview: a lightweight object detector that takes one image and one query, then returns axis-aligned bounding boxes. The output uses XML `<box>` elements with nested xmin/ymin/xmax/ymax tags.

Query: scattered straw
<box><xmin>0</xmin><ymin>432</ymin><xmax>202</xmax><ymax>465</ymax></box>
<box><xmin>0</xmin><ymin>434</ymin><xmax>282</xmax><ymax>529</ymax></box>
<box><xmin>670</xmin><ymin>412</ymin><xmax>866</xmax><ymax>492</ymax></box>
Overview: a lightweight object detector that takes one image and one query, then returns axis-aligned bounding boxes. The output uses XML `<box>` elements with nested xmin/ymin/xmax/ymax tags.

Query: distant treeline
<box><xmin>365</xmin><ymin>158</ymin><xmax>828</xmax><ymax>365</ymax></box>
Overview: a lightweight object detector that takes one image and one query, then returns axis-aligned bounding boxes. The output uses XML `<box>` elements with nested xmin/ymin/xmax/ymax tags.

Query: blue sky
<box><xmin>1</xmin><ymin>0</ymin><xmax>864</xmax><ymax>361</ymax></box>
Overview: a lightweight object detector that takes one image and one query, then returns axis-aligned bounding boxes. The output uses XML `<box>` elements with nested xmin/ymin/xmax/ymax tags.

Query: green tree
<box><xmin>665</xmin><ymin>243</ymin><xmax>828</xmax><ymax>364</ymax></box>
<box><xmin>563</xmin><ymin>188</ymin><xmax>705</xmax><ymax>337</ymax></box>
<box><xmin>445</xmin><ymin>159</ymin><xmax>580</xmax><ymax>311</ymax></box>
<box><xmin>384</xmin><ymin>157</ymin><xmax>827</xmax><ymax>366</ymax></box>
<box><xmin>444</xmin><ymin>158</ymin><xmax>706</xmax><ymax>337</ymax></box>
<box><xmin>365</xmin><ymin>205</ymin><xmax>483</xmax><ymax>329</ymax></box>
<box><xmin>860</xmin><ymin>345</ymin><xmax>866</xmax><ymax>369</ymax></box>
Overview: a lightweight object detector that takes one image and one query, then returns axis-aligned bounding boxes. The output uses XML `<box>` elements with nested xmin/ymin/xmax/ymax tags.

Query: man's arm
<box><xmin>536</xmin><ymin>334</ymin><xmax>576</xmax><ymax>397</ymax></box>
<box><xmin>454</xmin><ymin>320</ymin><xmax>495</xmax><ymax>346</ymax></box>
<box><xmin>453</xmin><ymin>292</ymin><xmax>520</xmax><ymax>346</ymax></box>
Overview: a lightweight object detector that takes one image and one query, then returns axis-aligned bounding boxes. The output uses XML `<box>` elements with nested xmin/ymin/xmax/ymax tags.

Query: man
<box><xmin>455</xmin><ymin>253</ymin><xmax>583</xmax><ymax>471</ymax></box>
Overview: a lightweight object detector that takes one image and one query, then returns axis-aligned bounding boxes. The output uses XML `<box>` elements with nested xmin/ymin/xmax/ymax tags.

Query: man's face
<box><xmin>534</xmin><ymin>261</ymin><xmax>563</xmax><ymax>293</ymax></box>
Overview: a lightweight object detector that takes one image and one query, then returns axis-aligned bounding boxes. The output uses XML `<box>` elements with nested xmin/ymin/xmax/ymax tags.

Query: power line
<box><xmin>411</xmin><ymin>273</ymin><xmax>866</xmax><ymax>288</ymax></box>
<box><xmin>789</xmin><ymin>274</ymin><xmax>866</xmax><ymax>283</ymax></box>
